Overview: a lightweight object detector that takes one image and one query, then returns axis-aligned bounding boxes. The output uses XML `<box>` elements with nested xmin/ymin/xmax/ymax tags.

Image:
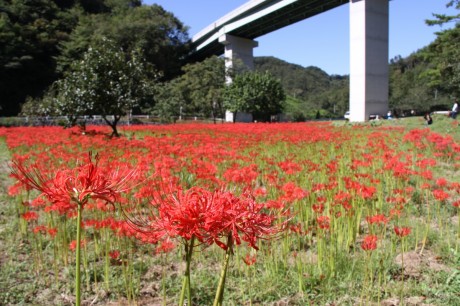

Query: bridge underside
<box><xmin>191</xmin><ymin>0</ymin><xmax>389</xmax><ymax>122</ymax></box>
<box><xmin>190</xmin><ymin>0</ymin><xmax>348</xmax><ymax>62</ymax></box>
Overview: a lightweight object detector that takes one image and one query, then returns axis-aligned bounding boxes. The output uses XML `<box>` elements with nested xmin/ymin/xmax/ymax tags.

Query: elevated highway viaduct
<box><xmin>190</xmin><ymin>0</ymin><xmax>390</xmax><ymax>122</ymax></box>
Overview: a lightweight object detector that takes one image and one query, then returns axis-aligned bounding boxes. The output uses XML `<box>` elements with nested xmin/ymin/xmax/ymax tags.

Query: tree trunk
<box><xmin>102</xmin><ymin>115</ymin><xmax>121</xmax><ymax>137</ymax></box>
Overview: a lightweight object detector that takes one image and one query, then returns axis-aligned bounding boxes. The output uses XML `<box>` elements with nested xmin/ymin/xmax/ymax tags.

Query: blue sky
<box><xmin>145</xmin><ymin>0</ymin><xmax>456</xmax><ymax>75</ymax></box>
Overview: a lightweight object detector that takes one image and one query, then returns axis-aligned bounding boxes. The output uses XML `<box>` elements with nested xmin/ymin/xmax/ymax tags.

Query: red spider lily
<box><xmin>11</xmin><ymin>152</ymin><xmax>138</xmax><ymax>306</ymax></box>
<box><xmin>144</xmin><ymin>186</ymin><xmax>219</xmax><ymax>243</ymax></box>
<box><xmin>289</xmin><ymin>223</ymin><xmax>303</xmax><ymax>234</ymax></box>
<box><xmin>206</xmin><ymin>191</ymin><xmax>285</xmax><ymax>251</ymax></box>
<box><xmin>69</xmin><ymin>239</ymin><xmax>86</xmax><ymax>251</ymax></box>
<box><xmin>263</xmin><ymin>200</ymin><xmax>284</xmax><ymax>209</ymax></box>
<box><xmin>436</xmin><ymin>178</ymin><xmax>448</xmax><ymax>187</ymax></box>
<box><xmin>21</xmin><ymin>211</ymin><xmax>38</xmax><ymax>222</ymax></box>
<box><xmin>312</xmin><ymin>203</ymin><xmax>325</xmax><ymax>214</ymax></box>
<box><xmin>394</xmin><ymin>226</ymin><xmax>411</xmax><ymax>237</ymax></box>
<box><xmin>47</xmin><ymin>227</ymin><xmax>58</xmax><ymax>237</ymax></box>
<box><xmin>416</xmin><ymin>158</ymin><xmax>437</xmax><ymax>169</ymax></box>
<box><xmin>109</xmin><ymin>250</ymin><xmax>120</xmax><ymax>260</ymax></box>
<box><xmin>31</xmin><ymin>196</ymin><xmax>47</xmax><ymax>207</ymax></box>
<box><xmin>433</xmin><ymin>189</ymin><xmax>450</xmax><ymax>202</ymax></box>
<box><xmin>334</xmin><ymin>191</ymin><xmax>352</xmax><ymax>205</ymax></box>
<box><xmin>7</xmin><ymin>183</ymin><xmax>22</xmax><ymax>196</ymax></box>
<box><xmin>280</xmin><ymin>182</ymin><xmax>308</xmax><ymax>202</ymax></box>
<box><xmin>278</xmin><ymin>160</ymin><xmax>302</xmax><ymax>175</ymax></box>
<box><xmin>326</xmin><ymin>160</ymin><xmax>338</xmax><ymax>173</ymax></box>
<box><xmin>124</xmin><ymin>185</ymin><xmax>287</xmax><ymax>306</ymax></box>
<box><xmin>11</xmin><ymin>152</ymin><xmax>138</xmax><ymax>212</ymax></box>
<box><xmin>33</xmin><ymin>225</ymin><xmax>47</xmax><ymax>234</ymax></box>
<box><xmin>253</xmin><ymin>187</ymin><xmax>267</xmax><ymax>197</ymax></box>
<box><xmin>243</xmin><ymin>254</ymin><xmax>257</xmax><ymax>266</ymax></box>
<box><xmin>223</xmin><ymin>164</ymin><xmax>259</xmax><ymax>185</ymax></box>
<box><xmin>316</xmin><ymin>215</ymin><xmax>330</xmax><ymax>230</ymax></box>
<box><xmin>32</xmin><ymin>225</ymin><xmax>57</xmax><ymax>237</ymax></box>
<box><xmin>126</xmin><ymin>186</ymin><xmax>286</xmax><ymax>251</ymax></box>
<box><xmin>358</xmin><ymin>185</ymin><xmax>376</xmax><ymax>200</ymax></box>
<box><xmin>420</xmin><ymin>170</ymin><xmax>433</xmax><ymax>180</ymax></box>
<box><xmin>390</xmin><ymin>209</ymin><xmax>402</xmax><ymax>219</ymax></box>
<box><xmin>366</xmin><ymin>214</ymin><xmax>389</xmax><ymax>225</ymax></box>
<box><xmin>155</xmin><ymin>238</ymin><xmax>176</xmax><ymax>255</ymax></box>
<box><xmin>361</xmin><ymin>235</ymin><xmax>378</xmax><ymax>251</ymax></box>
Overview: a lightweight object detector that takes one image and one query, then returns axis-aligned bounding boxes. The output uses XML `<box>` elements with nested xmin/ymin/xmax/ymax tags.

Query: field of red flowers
<box><xmin>0</xmin><ymin>121</ymin><xmax>459</xmax><ymax>305</ymax></box>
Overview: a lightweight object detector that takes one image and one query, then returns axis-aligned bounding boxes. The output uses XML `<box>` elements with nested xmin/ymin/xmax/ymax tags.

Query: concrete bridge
<box><xmin>190</xmin><ymin>0</ymin><xmax>390</xmax><ymax>122</ymax></box>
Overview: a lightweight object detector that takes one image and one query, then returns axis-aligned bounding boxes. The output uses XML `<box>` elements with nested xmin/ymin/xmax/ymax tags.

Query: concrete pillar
<box><xmin>219</xmin><ymin>34</ymin><xmax>258</xmax><ymax>122</ymax></box>
<box><xmin>219</xmin><ymin>34</ymin><xmax>258</xmax><ymax>82</ymax></box>
<box><xmin>349</xmin><ymin>0</ymin><xmax>389</xmax><ymax>122</ymax></box>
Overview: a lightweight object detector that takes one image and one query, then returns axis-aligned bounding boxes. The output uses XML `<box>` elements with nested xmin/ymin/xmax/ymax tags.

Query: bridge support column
<box><xmin>219</xmin><ymin>34</ymin><xmax>258</xmax><ymax>122</ymax></box>
<box><xmin>219</xmin><ymin>34</ymin><xmax>258</xmax><ymax>81</ymax></box>
<box><xmin>349</xmin><ymin>0</ymin><xmax>389</xmax><ymax>122</ymax></box>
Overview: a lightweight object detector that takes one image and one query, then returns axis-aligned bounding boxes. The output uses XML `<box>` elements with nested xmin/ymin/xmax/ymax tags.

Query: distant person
<box><xmin>424</xmin><ymin>113</ymin><xmax>433</xmax><ymax>125</ymax></box>
<box><xmin>451</xmin><ymin>99</ymin><xmax>458</xmax><ymax>119</ymax></box>
<box><xmin>387</xmin><ymin>110</ymin><xmax>393</xmax><ymax>120</ymax></box>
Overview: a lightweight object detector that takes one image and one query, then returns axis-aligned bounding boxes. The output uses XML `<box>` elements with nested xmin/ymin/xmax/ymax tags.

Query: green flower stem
<box><xmin>83</xmin><ymin>241</ymin><xmax>90</xmax><ymax>291</ymax></box>
<box><xmin>179</xmin><ymin>236</ymin><xmax>195</xmax><ymax>306</ymax></box>
<box><xmin>400</xmin><ymin>238</ymin><xmax>406</xmax><ymax>304</ymax></box>
<box><xmin>213</xmin><ymin>234</ymin><xmax>233</xmax><ymax>306</ymax></box>
<box><xmin>456</xmin><ymin>210</ymin><xmax>459</xmax><ymax>253</ymax></box>
<box><xmin>162</xmin><ymin>254</ymin><xmax>167</xmax><ymax>306</ymax></box>
<box><xmin>75</xmin><ymin>202</ymin><xmax>82</xmax><ymax>306</ymax></box>
<box><xmin>105</xmin><ymin>235</ymin><xmax>110</xmax><ymax>290</ymax></box>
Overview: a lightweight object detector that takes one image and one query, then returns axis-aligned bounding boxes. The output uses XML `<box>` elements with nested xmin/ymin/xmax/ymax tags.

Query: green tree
<box><xmin>0</xmin><ymin>0</ymin><xmax>144</xmax><ymax>116</ymax></box>
<box><xmin>0</xmin><ymin>0</ymin><xmax>76</xmax><ymax>115</ymax></box>
<box><xmin>223</xmin><ymin>71</ymin><xmax>286</xmax><ymax>122</ymax></box>
<box><xmin>423</xmin><ymin>1</ymin><xmax>460</xmax><ymax>97</ymax></box>
<box><xmin>425</xmin><ymin>1</ymin><xmax>460</xmax><ymax>26</ymax></box>
<box><xmin>179</xmin><ymin>56</ymin><xmax>226</xmax><ymax>122</ymax></box>
<box><xmin>58</xmin><ymin>4</ymin><xmax>190</xmax><ymax>81</ymax></box>
<box><xmin>55</xmin><ymin>37</ymin><xmax>155</xmax><ymax>136</ymax></box>
<box><xmin>20</xmin><ymin>85</ymin><xmax>58</xmax><ymax>117</ymax></box>
<box><xmin>152</xmin><ymin>79</ymin><xmax>184</xmax><ymax>123</ymax></box>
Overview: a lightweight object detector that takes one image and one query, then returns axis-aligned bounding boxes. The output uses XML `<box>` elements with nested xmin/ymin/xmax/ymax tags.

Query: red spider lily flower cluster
<box><xmin>126</xmin><ymin>186</ymin><xmax>287</xmax><ymax>251</ymax></box>
<box><xmin>394</xmin><ymin>226</ymin><xmax>411</xmax><ymax>238</ymax></box>
<box><xmin>432</xmin><ymin>189</ymin><xmax>450</xmax><ymax>202</ymax></box>
<box><xmin>21</xmin><ymin>211</ymin><xmax>38</xmax><ymax>222</ymax></box>
<box><xmin>69</xmin><ymin>239</ymin><xmax>87</xmax><ymax>251</ymax></box>
<box><xmin>109</xmin><ymin>250</ymin><xmax>120</xmax><ymax>260</ymax></box>
<box><xmin>3</xmin><ymin>121</ymin><xmax>459</xmax><ymax>304</ymax></box>
<box><xmin>33</xmin><ymin>225</ymin><xmax>57</xmax><ymax>237</ymax></box>
<box><xmin>316</xmin><ymin>215</ymin><xmax>330</xmax><ymax>230</ymax></box>
<box><xmin>155</xmin><ymin>238</ymin><xmax>176</xmax><ymax>255</ymax></box>
<box><xmin>11</xmin><ymin>152</ymin><xmax>138</xmax><ymax>212</ymax></box>
<box><xmin>361</xmin><ymin>235</ymin><xmax>378</xmax><ymax>251</ymax></box>
<box><xmin>243</xmin><ymin>254</ymin><xmax>257</xmax><ymax>266</ymax></box>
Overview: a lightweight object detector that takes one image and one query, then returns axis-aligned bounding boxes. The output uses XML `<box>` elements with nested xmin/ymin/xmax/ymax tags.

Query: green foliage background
<box><xmin>1</xmin><ymin>0</ymin><xmax>459</xmax><ymax>121</ymax></box>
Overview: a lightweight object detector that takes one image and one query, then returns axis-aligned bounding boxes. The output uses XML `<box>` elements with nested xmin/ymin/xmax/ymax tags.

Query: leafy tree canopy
<box><xmin>426</xmin><ymin>0</ymin><xmax>460</xmax><ymax>26</ymax></box>
<box><xmin>0</xmin><ymin>0</ymin><xmax>76</xmax><ymax>115</ymax></box>
<box><xmin>150</xmin><ymin>56</ymin><xmax>225</xmax><ymax>122</ymax></box>
<box><xmin>1</xmin><ymin>0</ymin><xmax>189</xmax><ymax>116</ymax></box>
<box><xmin>223</xmin><ymin>71</ymin><xmax>286</xmax><ymax>122</ymax></box>
<box><xmin>57</xmin><ymin>4</ymin><xmax>190</xmax><ymax>80</ymax></box>
<box><xmin>54</xmin><ymin>37</ymin><xmax>156</xmax><ymax>136</ymax></box>
<box><xmin>422</xmin><ymin>0</ymin><xmax>460</xmax><ymax>99</ymax></box>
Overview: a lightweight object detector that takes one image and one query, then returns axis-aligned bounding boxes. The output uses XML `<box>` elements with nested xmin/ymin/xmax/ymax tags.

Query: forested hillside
<box><xmin>0</xmin><ymin>0</ymin><xmax>189</xmax><ymax>116</ymax></box>
<box><xmin>254</xmin><ymin>57</ymin><xmax>349</xmax><ymax>119</ymax></box>
<box><xmin>0</xmin><ymin>0</ymin><xmax>458</xmax><ymax>120</ymax></box>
